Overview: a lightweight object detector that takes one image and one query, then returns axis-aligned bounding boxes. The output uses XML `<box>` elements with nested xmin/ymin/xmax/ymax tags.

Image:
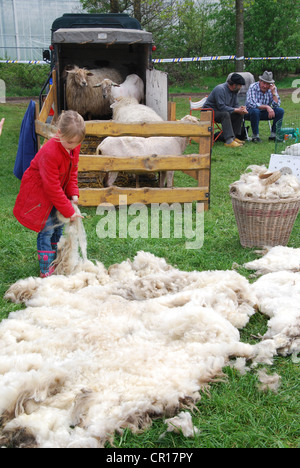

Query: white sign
<box><xmin>269</xmin><ymin>154</ymin><xmax>300</xmax><ymax>181</ymax></box>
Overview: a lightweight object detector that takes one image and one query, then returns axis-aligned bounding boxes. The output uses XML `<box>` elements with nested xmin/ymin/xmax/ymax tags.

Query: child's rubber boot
<box><xmin>38</xmin><ymin>250</ymin><xmax>56</xmax><ymax>278</ymax></box>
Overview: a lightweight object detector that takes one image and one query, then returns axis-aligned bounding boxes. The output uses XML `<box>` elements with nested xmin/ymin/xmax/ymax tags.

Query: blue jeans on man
<box><xmin>246</xmin><ymin>107</ymin><xmax>284</xmax><ymax>138</ymax></box>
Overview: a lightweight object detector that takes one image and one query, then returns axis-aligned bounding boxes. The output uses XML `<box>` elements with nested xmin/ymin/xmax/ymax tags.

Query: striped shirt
<box><xmin>246</xmin><ymin>82</ymin><xmax>281</xmax><ymax>109</ymax></box>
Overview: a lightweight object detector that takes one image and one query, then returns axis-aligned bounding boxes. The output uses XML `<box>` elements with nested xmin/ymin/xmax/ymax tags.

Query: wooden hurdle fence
<box><xmin>35</xmin><ymin>70</ymin><xmax>213</xmax><ymax>210</ymax></box>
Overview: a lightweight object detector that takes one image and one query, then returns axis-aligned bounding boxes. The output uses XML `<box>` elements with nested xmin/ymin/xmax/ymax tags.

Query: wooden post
<box><xmin>168</xmin><ymin>101</ymin><xmax>176</xmax><ymax>121</ymax></box>
<box><xmin>52</xmin><ymin>69</ymin><xmax>58</xmax><ymax>124</ymax></box>
<box><xmin>198</xmin><ymin>109</ymin><xmax>212</xmax><ymax>209</ymax></box>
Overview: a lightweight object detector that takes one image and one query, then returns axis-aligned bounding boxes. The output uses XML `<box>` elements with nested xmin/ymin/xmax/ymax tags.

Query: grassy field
<box><xmin>0</xmin><ymin>91</ymin><xmax>299</xmax><ymax>448</ymax></box>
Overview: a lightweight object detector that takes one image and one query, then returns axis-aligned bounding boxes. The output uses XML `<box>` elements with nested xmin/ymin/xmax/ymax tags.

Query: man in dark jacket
<box><xmin>203</xmin><ymin>73</ymin><xmax>248</xmax><ymax>148</ymax></box>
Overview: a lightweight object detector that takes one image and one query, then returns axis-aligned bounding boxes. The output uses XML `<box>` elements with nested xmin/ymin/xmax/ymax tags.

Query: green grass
<box><xmin>168</xmin><ymin>74</ymin><xmax>299</xmax><ymax>94</ymax></box>
<box><xmin>0</xmin><ymin>94</ymin><xmax>299</xmax><ymax>448</ymax></box>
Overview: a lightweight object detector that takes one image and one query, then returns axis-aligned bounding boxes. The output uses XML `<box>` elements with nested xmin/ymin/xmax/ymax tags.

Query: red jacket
<box><xmin>13</xmin><ymin>137</ymin><xmax>81</xmax><ymax>233</ymax></box>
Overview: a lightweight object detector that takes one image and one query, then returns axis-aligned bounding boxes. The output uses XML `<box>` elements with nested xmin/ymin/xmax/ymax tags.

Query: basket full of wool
<box><xmin>230</xmin><ymin>165</ymin><xmax>300</xmax><ymax>248</ymax></box>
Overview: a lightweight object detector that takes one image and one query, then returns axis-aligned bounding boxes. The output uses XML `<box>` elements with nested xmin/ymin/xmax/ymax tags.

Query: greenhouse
<box><xmin>0</xmin><ymin>0</ymin><xmax>83</xmax><ymax>61</ymax></box>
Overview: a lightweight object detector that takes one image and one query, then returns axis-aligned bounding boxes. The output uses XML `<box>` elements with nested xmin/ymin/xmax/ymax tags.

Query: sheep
<box><xmin>111</xmin><ymin>96</ymin><xmax>163</xmax><ymax>123</ymax></box>
<box><xmin>94</xmin><ymin>74</ymin><xmax>144</xmax><ymax>104</ymax></box>
<box><xmin>99</xmin><ymin>98</ymin><xmax>199</xmax><ymax>187</ymax></box>
<box><xmin>65</xmin><ymin>66</ymin><xmax>123</xmax><ymax>119</ymax></box>
<box><xmin>96</xmin><ymin>114</ymin><xmax>199</xmax><ymax>187</ymax></box>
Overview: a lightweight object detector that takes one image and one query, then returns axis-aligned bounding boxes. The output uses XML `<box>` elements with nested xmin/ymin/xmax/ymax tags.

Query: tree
<box><xmin>133</xmin><ymin>0</ymin><xmax>141</xmax><ymax>23</ymax></box>
<box><xmin>110</xmin><ymin>0</ymin><xmax>119</xmax><ymax>13</ymax></box>
<box><xmin>235</xmin><ymin>0</ymin><xmax>244</xmax><ymax>72</ymax></box>
<box><xmin>80</xmin><ymin>1</ymin><xmax>181</xmax><ymax>33</ymax></box>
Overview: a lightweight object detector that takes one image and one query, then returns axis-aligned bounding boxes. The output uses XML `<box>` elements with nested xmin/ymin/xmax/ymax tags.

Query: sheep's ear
<box><xmin>93</xmin><ymin>83</ymin><xmax>102</xmax><ymax>88</ymax></box>
<box><xmin>111</xmin><ymin>82</ymin><xmax>120</xmax><ymax>87</ymax></box>
<box><xmin>86</xmin><ymin>72</ymin><xmax>94</xmax><ymax>76</ymax></box>
<box><xmin>66</xmin><ymin>69</ymin><xmax>76</xmax><ymax>74</ymax></box>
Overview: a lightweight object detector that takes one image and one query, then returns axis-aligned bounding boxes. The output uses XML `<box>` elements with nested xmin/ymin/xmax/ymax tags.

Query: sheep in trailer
<box><xmin>94</xmin><ymin>74</ymin><xmax>144</xmax><ymax>104</ymax></box>
<box><xmin>111</xmin><ymin>96</ymin><xmax>163</xmax><ymax>123</ymax></box>
<box><xmin>97</xmin><ymin>115</ymin><xmax>200</xmax><ymax>187</ymax></box>
<box><xmin>65</xmin><ymin>66</ymin><xmax>123</xmax><ymax>119</ymax></box>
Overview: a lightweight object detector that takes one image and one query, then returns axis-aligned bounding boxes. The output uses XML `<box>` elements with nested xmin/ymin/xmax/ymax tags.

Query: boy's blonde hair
<box><xmin>56</xmin><ymin>110</ymin><xmax>86</xmax><ymax>142</ymax></box>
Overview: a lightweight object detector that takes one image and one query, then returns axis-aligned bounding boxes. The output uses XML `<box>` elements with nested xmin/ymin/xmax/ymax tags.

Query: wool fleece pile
<box><xmin>1</xmin><ymin>216</ymin><xmax>299</xmax><ymax>448</ymax></box>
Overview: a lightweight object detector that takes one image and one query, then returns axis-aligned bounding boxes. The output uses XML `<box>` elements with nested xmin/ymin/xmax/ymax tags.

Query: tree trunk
<box><xmin>235</xmin><ymin>0</ymin><xmax>244</xmax><ymax>72</ymax></box>
<box><xmin>110</xmin><ymin>0</ymin><xmax>119</xmax><ymax>13</ymax></box>
<box><xmin>133</xmin><ymin>0</ymin><xmax>141</xmax><ymax>23</ymax></box>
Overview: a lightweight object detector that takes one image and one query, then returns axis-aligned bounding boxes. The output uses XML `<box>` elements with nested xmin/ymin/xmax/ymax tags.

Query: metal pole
<box><xmin>12</xmin><ymin>0</ymin><xmax>20</xmax><ymax>61</ymax></box>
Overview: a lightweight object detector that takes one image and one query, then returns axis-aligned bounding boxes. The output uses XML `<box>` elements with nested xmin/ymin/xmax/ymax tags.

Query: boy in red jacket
<box><xmin>13</xmin><ymin>110</ymin><xmax>86</xmax><ymax>277</ymax></box>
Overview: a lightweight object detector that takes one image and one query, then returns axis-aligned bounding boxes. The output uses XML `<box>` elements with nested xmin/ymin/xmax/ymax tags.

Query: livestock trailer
<box><xmin>36</xmin><ymin>13</ymin><xmax>212</xmax><ymax>209</ymax></box>
<box><xmin>41</xmin><ymin>13</ymin><xmax>168</xmax><ymax>120</ymax></box>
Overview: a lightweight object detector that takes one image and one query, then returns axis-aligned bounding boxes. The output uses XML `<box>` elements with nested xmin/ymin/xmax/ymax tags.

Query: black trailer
<box><xmin>41</xmin><ymin>13</ymin><xmax>168</xmax><ymax>120</ymax></box>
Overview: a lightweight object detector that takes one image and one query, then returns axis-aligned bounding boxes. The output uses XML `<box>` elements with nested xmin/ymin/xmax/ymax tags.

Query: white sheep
<box><xmin>97</xmin><ymin>115</ymin><xmax>200</xmax><ymax>187</ymax></box>
<box><xmin>111</xmin><ymin>96</ymin><xmax>164</xmax><ymax>123</ymax></box>
<box><xmin>94</xmin><ymin>74</ymin><xmax>144</xmax><ymax>104</ymax></box>
<box><xmin>104</xmin><ymin>97</ymin><xmax>199</xmax><ymax>187</ymax></box>
<box><xmin>65</xmin><ymin>66</ymin><xmax>123</xmax><ymax>119</ymax></box>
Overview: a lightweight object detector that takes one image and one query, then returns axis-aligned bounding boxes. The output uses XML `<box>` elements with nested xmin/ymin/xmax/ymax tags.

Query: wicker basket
<box><xmin>230</xmin><ymin>193</ymin><xmax>300</xmax><ymax>247</ymax></box>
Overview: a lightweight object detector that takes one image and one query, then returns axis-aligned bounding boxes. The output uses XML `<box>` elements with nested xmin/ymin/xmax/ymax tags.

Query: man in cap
<box><xmin>245</xmin><ymin>71</ymin><xmax>284</xmax><ymax>142</ymax></box>
<box><xmin>203</xmin><ymin>73</ymin><xmax>248</xmax><ymax>148</ymax></box>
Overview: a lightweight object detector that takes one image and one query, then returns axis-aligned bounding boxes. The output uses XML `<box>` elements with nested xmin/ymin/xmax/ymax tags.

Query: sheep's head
<box><xmin>67</xmin><ymin>68</ymin><xmax>94</xmax><ymax>88</ymax></box>
<box><xmin>93</xmin><ymin>79</ymin><xmax>120</xmax><ymax>99</ymax></box>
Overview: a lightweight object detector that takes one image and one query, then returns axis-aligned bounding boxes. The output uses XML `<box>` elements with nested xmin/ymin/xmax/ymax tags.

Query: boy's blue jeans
<box><xmin>246</xmin><ymin>107</ymin><xmax>284</xmax><ymax>136</ymax></box>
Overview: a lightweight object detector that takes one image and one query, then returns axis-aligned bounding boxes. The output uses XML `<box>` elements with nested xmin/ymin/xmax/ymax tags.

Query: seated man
<box><xmin>203</xmin><ymin>73</ymin><xmax>248</xmax><ymax>148</ymax></box>
<box><xmin>245</xmin><ymin>71</ymin><xmax>284</xmax><ymax>142</ymax></box>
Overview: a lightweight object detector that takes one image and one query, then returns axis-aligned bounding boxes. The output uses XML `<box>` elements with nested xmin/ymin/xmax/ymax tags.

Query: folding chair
<box><xmin>189</xmin><ymin>97</ymin><xmax>223</xmax><ymax>144</ymax></box>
